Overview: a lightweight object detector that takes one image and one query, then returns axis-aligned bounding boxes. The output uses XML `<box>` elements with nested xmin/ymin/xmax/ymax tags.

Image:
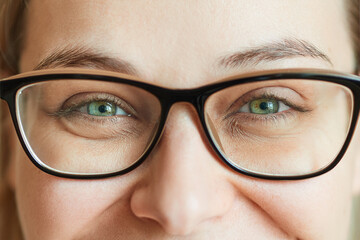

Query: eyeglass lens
<box><xmin>16</xmin><ymin>78</ymin><xmax>353</xmax><ymax>176</ymax></box>
<box><xmin>17</xmin><ymin>80</ymin><xmax>162</xmax><ymax>174</ymax></box>
<box><xmin>205</xmin><ymin>79</ymin><xmax>353</xmax><ymax>176</ymax></box>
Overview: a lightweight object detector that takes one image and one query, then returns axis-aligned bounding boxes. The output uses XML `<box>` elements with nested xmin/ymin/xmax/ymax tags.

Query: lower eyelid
<box><xmin>224</xmin><ymin>113</ymin><xmax>295</xmax><ymax>140</ymax></box>
<box><xmin>61</xmin><ymin>110</ymin><xmax>133</xmax><ymax>125</ymax></box>
<box><xmin>228</xmin><ymin>111</ymin><xmax>293</xmax><ymax>122</ymax></box>
<box><xmin>222</xmin><ymin>111</ymin><xmax>300</xmax><ymax>139</ymax></box>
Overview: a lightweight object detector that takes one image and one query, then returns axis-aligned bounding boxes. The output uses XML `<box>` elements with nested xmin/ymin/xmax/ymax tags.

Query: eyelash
<box><xmin>224</xmin><ymin>92</ymin><xmax>310</xmax><ymax>125</ymax></box>
<box><xmin>51</xmin><ymin>94</ymin><xmax>135</xmax><ymax>123</ymax></box>
<box><xmin>243</xmin><ymin>93</ymin><xmax>308</xmax><ymax>113</ymax></box>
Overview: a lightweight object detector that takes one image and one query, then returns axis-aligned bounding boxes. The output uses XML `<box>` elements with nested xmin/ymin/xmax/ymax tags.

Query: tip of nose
<box><xmin>157</xmin><ymin>211</ymin><xmax>199</xmax><ymax>236</ymax></box>
<box><xmin>134</xmin><ymin>193</ymin><xmax>206</xmax><ymax>235</ymax></box>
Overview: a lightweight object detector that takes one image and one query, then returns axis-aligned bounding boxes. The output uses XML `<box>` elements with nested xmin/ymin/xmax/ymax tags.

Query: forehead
<box><xmin>21</xmin><ymin>0</ymin><xmax>353</xmax><ymax>86</ymax></box>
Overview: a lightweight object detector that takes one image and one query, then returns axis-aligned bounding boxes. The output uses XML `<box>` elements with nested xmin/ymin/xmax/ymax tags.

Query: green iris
<box><xmin>249</xmin><ymin>98</ymin><xmax>279</xmax><ymax>114</ymax></box>
<box><xmin>88</xmin><ymin>101</ymin><xmax>116</xmax><ymax>116</ymax></box>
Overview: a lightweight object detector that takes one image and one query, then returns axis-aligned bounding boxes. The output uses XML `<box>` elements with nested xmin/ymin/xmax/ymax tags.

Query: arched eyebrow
<box><xmin>34</xmin><ymin>38</ymin><xmax>332</xmax><ymax>74</ymax></box>
<box><xmin>34</xmin><ymin>45</ymin><xmax>138</xmax><ymax>75</ymax></box>
<box><xmin>218</xmin><ymin>38</ymin><xmax>332</xmax><ymax>68</ymax></box>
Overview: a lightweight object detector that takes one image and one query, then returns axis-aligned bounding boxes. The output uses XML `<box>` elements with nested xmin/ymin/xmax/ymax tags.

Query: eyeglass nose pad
<box><xmin>205</xmin><ymin>113</ymin><xmax>225</xmax><ymax>152</ymax></box>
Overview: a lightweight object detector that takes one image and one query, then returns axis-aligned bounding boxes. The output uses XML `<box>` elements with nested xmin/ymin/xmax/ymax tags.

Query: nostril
<box><xmin>160</xmin><ymin>218</ymin><xmax>196</xmax><ymax>236</ymax></box>
<box><xmin>131</xmin><ymin>187</ymin><xmax>205</xmax><ymax>235</ymax></box>
<box><xmin>136</xmin><ymin>215</ymin><xmax>195</xmax><ymax>236</ymax></box>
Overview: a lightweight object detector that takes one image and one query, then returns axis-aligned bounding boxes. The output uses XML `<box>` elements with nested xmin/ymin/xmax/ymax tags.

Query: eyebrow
<box><xmin>218</xmin><ymin>38</ymin><xmax>332</xmax><ymax>68</ymax></box>
<box><xmin>34</xmin><ymin>38</ymin><xmax>331</xmax><ymax>75</ymax></box>
<box><xmin>34</xmin><ymin>45</ymin><xmax>138</xmax><ymax>75</ymax></box>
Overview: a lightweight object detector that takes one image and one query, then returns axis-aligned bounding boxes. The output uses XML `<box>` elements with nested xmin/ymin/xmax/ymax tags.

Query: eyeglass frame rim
<box><xmin>1</xmin><ymin>68</ymin><xmax>360</xmax><ymax>180</ymax></box>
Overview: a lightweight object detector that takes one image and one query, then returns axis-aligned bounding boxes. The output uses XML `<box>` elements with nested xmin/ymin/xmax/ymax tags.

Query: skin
<box><xmin>5</xmin><ymin>0</ymin><xmax>360</xmax><ymax>239</ymax></box>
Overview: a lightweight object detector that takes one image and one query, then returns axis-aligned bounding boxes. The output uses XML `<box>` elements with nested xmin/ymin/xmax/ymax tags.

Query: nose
<box><xmin>130</xmin><ymin>103</ymin><xmax>236</xmax><ymax>235</ymax></box>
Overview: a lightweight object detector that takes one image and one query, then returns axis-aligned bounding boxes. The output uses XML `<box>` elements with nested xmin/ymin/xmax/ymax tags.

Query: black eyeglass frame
<box><xmin>1</xmin><ymin>68</ymin><xmax>360</xmax><ymax>180</ymax></box>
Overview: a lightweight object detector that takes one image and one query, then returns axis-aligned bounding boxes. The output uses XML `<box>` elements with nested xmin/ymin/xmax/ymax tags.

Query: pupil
<box><xmin>259</xmin><ymin>102</ymin><xmax>268</xmax><ymax>110</ymax></box>
<box><xmin>98</xmin><ymin>105</ymin><xmax>108</xmax><ymax>113</ymax></box>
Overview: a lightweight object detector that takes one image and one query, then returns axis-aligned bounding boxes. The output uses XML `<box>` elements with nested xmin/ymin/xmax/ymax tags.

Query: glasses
<box><xmin>1</xmin><ymin>68</ymin><xmax>360</xmax><ymax>180</ymax></box>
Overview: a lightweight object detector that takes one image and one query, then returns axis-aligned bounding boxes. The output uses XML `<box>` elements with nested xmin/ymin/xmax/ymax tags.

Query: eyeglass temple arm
<box><xmin>0</xmin><ymin>80</ymin><xmax>6</xmax><ymax>100</ymax></box>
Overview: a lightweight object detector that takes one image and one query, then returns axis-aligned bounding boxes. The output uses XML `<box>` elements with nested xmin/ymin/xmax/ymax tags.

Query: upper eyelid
<box><xmin>224</xmin><ymin>87</ymin><xmax>312</xmax><ymax>117</ymax></box>
<box><xmin>238</xmin><ymin>93</ymin><xmax>300</xmax><ymax>112</ymax></box>
<box><xmin>53</xmin><ymin>93</ymin><xmax>137</xmax><ymax>117</ymax></box>
<box><xmin>223</xmin><ymin>93</ymin><xmax>283</xmax><ymax>120</ymax></box>
<box><xmin>224</xmin><ymin>88</ymin><xmax>282</xmax><ymax>113</ymax></box>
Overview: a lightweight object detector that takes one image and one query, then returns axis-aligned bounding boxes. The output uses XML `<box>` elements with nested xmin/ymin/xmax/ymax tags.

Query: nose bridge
<box><xmin>157</xmin><ymin>95</ymin><xmax>208</xmax><ymax>154</ymax></box>
<box><xmin>130</xmin><ymin>101</ymin><xmax>235</xmax><ymax>235</ymax></box>
<box><xmin>167</xmin><ymin>97</ymin><xmax>201</xmax><ymax>121</ymax></box>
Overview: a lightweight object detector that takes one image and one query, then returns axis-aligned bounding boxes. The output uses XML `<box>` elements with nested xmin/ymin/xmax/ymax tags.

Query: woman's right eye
<box><xmin>50</xmin><ymin>94</ymin><xmax>141</xmax><ymax>139</ymax></box>
<box><xmin>79</xmin><ymin>101</ymin><xmax>131</xmax><ymax>117</ymax></box>
<box><xmin>52</xmin><ymin>92</ymin><xmax>136</xmax><ymax>120</ymax></box>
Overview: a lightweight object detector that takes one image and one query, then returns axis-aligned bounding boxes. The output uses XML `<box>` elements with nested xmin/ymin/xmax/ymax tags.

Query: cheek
<box><xmin>238</xmin><ymin>152</ymin><xmax>355</xmax><ymax>239</ymax></box>
<box><xmin>14</xmin><ymin>152</ymin><xmax>137</xmax><ymax>240</ymax></box>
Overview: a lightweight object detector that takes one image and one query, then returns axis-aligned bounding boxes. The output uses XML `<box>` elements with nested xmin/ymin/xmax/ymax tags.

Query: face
<box><xmin>7</xmin><ymin>0</ymin><xmax>360</xmax><ymax>239</ymax></box>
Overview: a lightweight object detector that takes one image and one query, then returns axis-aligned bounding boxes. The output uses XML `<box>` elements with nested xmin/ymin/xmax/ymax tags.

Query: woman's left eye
<box><xmin>79</xmin><ymin>101</ymin><xmax>129</xmax><ymax>117</ymax></box>
<box><xmin>238</xmin><ymin>98</ymin><xmax>290</xmax><ymax>114</ymax></box>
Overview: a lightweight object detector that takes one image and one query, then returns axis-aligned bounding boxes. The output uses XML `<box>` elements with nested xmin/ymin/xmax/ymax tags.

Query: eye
<box><xmin>79</xmin><ymin>101</ymin><xmax>130</xmax><ymax>117</ymax></box>
<box><xmin>239</xmin><ymin>98</ymin><xmax>290</xmax><ymax>114</ymax></box>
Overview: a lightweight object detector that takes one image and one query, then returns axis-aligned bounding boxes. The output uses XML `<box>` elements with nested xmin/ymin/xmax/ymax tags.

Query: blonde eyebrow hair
<box><xmin>218</xmin><ymin>38</ymin><xmax>332</xmax><ymax>68</ymax></box>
